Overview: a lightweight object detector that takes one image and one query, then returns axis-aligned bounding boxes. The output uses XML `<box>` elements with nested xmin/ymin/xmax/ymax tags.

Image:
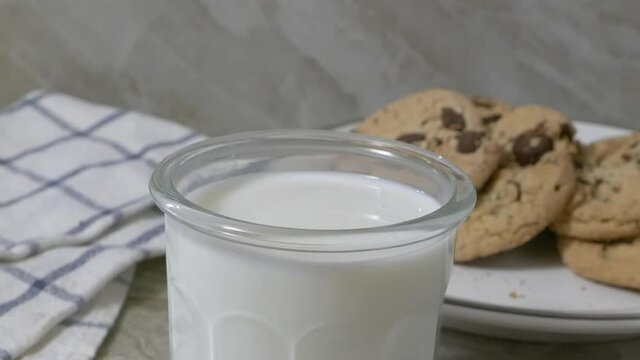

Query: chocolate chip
<box><xmin>457</xmin><ymin>131</ymin><xmax>484</xmax><ymax>153</ymax></box>
<box><xmin>471</xmin><ymin>97</ymin><xmax>494</xmax><ymax>109</ymax></box>
<box><xmin>434</xmin><ymin>137</ymin><xmax>443</xmax><ymax>146</ymax></box>
<box><xmin>554</xmin><ymin>184</ymin><xmax>561</xmax><ymax>191</ymax></box>
<box><xmin>622</xmin><ymin>153</ymin><xmax>632</xmax><ymax>161</ymax></box>
<box><xmin>513</xmin><ymin>131</ymin><xmax>554</xmax><ymax>166</ymax></box>
<box><xmin>482</xmin><ymin>114</ymin><xmax>502</xmax><ymax>125</ymax></box>
<box><xmin>441</xmin><ymin>107</ymin><xmax>466</xmax><ymax>131</ymax></box>
<box><xmin>560</xmin><ymin>123</ymin><xmax>576</xmax><ymax>140</ymax></box>
<box><xmin>396</xmin><ymin>133</ymin><xmax>426</xmax><ymax>144</ymax></box>
<box><xmin>573</xmin><ymin>159</ymin><xmax>584</xmax><ymax>169</ymax></box>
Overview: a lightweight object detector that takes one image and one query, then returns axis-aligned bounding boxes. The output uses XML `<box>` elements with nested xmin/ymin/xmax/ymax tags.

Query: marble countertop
<box><xmin>96</xmin><ymin>257</ymin><xmax>640</xmax><ymax>360</ymax></box>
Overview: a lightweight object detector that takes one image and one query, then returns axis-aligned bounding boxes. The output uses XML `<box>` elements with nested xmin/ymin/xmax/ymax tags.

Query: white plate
<box><xmin>337</xmin><ymin>121</ymin><xmax>640</xmax><ymax>341</ymax></box>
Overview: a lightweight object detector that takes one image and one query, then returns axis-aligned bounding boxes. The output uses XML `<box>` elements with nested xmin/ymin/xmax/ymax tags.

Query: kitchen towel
<box><xmin>0</xmin><ymin>91</ymin><xmax>202</xmax><ymax>359</ymax></box>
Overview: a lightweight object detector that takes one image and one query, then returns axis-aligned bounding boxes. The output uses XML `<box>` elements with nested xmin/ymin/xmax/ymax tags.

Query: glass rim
<box><xmin>149</xmin><ymin>129</ymin><xmax>476</xmax><ymax>252</ymax></box>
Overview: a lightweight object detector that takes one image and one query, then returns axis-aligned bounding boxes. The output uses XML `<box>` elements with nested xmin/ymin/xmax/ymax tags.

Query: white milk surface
<box><xmin>166</xmin><ymin>171</ymin><xmax>451</xmax><ymax>360</ymax></box>
<box><xmin>189</xmin><ymin>171</ymin><xmax>440</xmax><ymax>229</ymax></box>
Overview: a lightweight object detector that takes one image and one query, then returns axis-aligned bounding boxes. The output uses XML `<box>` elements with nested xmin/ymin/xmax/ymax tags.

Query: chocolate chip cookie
<box><xmin>356</xmin><ymin>89</ymin><xmax>501</xmax><ymax>189</ymax></box>
<box><xmin>471</xmin><ymin>96</ymin><xmax>511</xmax><ymax>127</ymax></box>
<box><xmin>552</xmin><ymin>134</ymin><xmax>640</xmax><ymax>240</ymax></box>
<box><xmin>558</xmin><ymin>236</ymin><xmax>640</xmax><ymax>291</ymax></box>
<box><xmin>454</xmin><ymin>105</ymin><xmax>576</xmax><ymax>262</ymax></box>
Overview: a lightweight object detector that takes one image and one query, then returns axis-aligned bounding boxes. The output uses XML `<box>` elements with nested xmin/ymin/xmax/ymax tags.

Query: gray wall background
<box><xmin>1</xmin><ymin>0</ymin><xmax>638</xmax><ymax>135</ymax></box>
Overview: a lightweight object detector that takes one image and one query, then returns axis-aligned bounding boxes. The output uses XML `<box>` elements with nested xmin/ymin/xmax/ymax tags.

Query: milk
<box><xmin>188</xmin><ymin>171</ymin><xmax>440</xmax><ymax>230</ymax></box>
<box><xmin>166</xmin><ymin>171</ymin><xmax>452</xmax><ymax>360</ymax></box>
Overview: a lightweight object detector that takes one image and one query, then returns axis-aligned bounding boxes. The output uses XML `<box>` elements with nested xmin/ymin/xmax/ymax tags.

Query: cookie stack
<box><xmin>553</xmin><ymin>134</ymin><xmax>640</xmax><ymax>291</ymax></box>
<box><xmin>355</xmin><ymin>88</ymin><xmax>639</xmax><ymax>291</ymax></box>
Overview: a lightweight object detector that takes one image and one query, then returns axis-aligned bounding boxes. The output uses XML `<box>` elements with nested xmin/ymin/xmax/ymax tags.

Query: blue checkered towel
<box><xmin>0</xmin><ymin>92</ymin><xmax>202</xmax><ymax>359</ymax></box>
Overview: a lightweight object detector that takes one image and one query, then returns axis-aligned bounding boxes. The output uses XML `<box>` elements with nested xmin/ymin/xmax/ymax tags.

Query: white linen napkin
<box><xmin>0</xmin><ymin>91</ymin><xmax>203</xmax><ymax>359</ymax></box>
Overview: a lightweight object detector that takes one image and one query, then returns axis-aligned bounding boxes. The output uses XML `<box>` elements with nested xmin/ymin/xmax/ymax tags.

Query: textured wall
<box><xmin>1</xmin><ymin>0</ymin><xmax>639</xmax><ymax>135</ymax></box>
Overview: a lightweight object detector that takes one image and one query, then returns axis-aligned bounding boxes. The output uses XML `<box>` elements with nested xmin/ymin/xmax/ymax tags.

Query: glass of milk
<box><xmin>150</xmin><ymin>130</ymin><xmax>475</xmax><ymax>360</ymax></box>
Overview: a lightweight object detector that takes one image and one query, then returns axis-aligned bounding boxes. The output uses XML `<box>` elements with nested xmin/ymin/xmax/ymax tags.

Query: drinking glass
<box><xmin>150</xmin><ymin>130</ymin><xmax>475</xmax><ymax>360</ymax></box>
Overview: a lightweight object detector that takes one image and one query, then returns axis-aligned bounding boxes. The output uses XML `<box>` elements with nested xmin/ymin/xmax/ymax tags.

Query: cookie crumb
<box><xmin>509</xmin><ymin>291</ymin><xmax>519</xmax><ymax>299</ymax></box>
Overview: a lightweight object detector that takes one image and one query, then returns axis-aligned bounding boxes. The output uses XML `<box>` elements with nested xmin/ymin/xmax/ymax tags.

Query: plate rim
<box><xmin>442</xmin><ymin>302</ymin><xmax>640</xmax><ymax>342</ymax></box>
<box><xmin>444</xmin><ymin>296</ymin><xmax>640</xmax><ymax>321</ymax></box>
